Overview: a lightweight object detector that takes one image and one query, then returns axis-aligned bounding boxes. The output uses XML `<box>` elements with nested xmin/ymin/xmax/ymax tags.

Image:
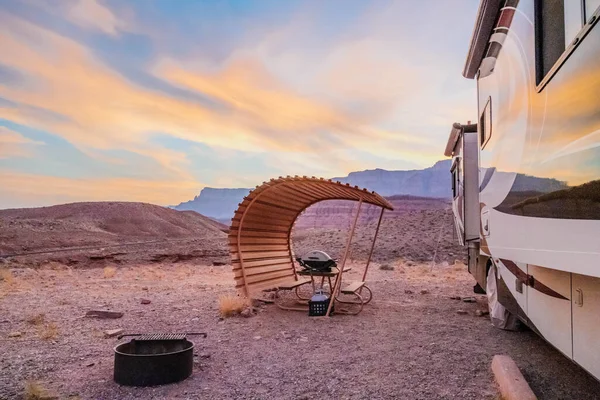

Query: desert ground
<box><xmin>1</xmin><ymin>199</ymin><xmax>600</xmax><ymax>399</ymax></box>
<box><xmin>2</xmin><ymin>261</ymin><xmax>600</xmax><ymax>400</ymax></box>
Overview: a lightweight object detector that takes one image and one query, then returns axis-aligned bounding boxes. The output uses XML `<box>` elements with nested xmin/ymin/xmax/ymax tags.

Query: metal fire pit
<box><xmin>114</xmin><ymin>333</ymin><xmax>206</xmax><ymax>387</ymax></box>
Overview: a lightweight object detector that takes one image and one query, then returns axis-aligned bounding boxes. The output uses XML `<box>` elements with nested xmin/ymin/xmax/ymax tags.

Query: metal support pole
<box><xmin>362</xmin><ymin>207</ymin><xmax>385</xmax><ymax>283</ymax></box>
<box><xmin>326</xmin><ymin>198</ymin><xmax>362</xmax><ymax>316</ymax></box>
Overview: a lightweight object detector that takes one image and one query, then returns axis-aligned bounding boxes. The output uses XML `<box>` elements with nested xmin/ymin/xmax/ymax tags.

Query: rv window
<box><xmin>451</xmin><ymin>160</ymin><xmax>459</xmax><ymax>199</ymax></box>
<box><xmin>451</xmin><ymin>163</ymin><xmax>460</xmax><ymax>199</ymax></box>
<box><xmin>452</xmin><ymin>169</ymin><xmax>457</xmax><ymax>198</ymax></box>
<box><xmin>536</xmin><ymin>0</ymin><xmax>598</xmax><ymax>85</ymax></box>
<box><xmin>480</xmin><ymin>98</ymin><xmax>492</xmax><ymax>149</ymax></box>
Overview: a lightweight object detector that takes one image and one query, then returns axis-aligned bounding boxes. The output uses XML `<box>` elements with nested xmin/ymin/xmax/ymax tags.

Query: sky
<box><xmin>0</xmin><ymin>0</ymin><xmax>479</xmax><ymax>209</ymax></box>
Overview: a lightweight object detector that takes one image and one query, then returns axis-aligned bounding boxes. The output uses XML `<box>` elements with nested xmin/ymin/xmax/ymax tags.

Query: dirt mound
<box><xmin>0</xmin><ymin>202</ymin><xmax>227</xmax><ymax>255</ymax></box>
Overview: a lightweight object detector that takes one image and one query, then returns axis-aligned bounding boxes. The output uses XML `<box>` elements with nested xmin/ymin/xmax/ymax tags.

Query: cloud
<box><xmin>0</xmin><ymin>126</ymin><xmax>44</xmax><ymax>159</ymax></box>
<box><xmin>66</xmin><ymin>0</ymin><xmax>124</xmax><ymax>36</ymax></box>
<box><xmin>0</xmin><ymin>0</ymin><xmax>480</xmax><ymax>209</ymax></box>
<box><xmin>0</xmin><ymin>10</ymin><xmax>426</xmax><ymax>172</ymax></box>
<box><xmin>0</xmin><ymin>170</ymin><xmax>202</xmax><ymax>208</ymax></box>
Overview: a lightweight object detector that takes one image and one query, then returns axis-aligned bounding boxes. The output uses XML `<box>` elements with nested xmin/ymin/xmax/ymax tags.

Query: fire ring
<box><xmin>113</xmin><ymin>333</ymin><xmax>199</xmax><ymax>386</ymax></box>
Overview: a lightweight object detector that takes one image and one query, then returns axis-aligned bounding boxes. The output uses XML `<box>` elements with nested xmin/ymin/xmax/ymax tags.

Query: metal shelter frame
<box><xmin>228</xmin><ymin>176</ymin><xmax>394</xmax><ymax>302</ymax></box>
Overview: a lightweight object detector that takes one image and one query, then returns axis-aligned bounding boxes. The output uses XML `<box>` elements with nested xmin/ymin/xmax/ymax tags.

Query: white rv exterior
<box><xmin>447</xmin><ymin>0</ymin><xmax>600</xmax><ymax>379</ymax></box>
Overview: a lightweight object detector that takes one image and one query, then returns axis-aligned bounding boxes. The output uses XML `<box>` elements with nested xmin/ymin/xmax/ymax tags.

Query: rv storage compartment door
<box><xmin>572</xmin><ymin>274</ymin><xmax>600</xmax><ymax>378</ymax></box>
<box><xmin>527</xmin><ymin>266</ymin><xmax>572</xmax><ymax>359</ymax></box>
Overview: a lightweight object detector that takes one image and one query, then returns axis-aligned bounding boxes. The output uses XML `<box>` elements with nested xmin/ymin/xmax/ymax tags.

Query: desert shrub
<box><xmin>0</xmin><ymin>269</ymin><xmax>14</xmax><ymax>284</ymax></box>
<box><xmin>103</xmin><ymin>267</ymin><xmax>116</xmax><ymax>278</ymax></box>
<box><xmin>26</xmin><ymin>314</ymin><xmax>45</xmax><ymax>326</ymax></box>
<box><xmin>24</xmin><ymin>381</ymin><xmax>47</xmax><ymax>400</ymax></box>
<box><xmin>219</xmin><ymin>294</ymin><xmax>250</xmax><ymax>318</ymax></box>
<box><xmin>38</xmin><ymin>323</ymin><xmax>59</xmax><ymax>340</ymax></box>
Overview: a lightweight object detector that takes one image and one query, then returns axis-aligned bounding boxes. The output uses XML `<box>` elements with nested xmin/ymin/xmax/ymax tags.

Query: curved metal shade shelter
<box><xmin>228</xmin><ymin>176</ymin><xmax>394</xmax><ymax>297</ymax></box>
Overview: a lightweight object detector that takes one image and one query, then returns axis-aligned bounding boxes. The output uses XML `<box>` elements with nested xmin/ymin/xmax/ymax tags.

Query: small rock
<box><xmin>212</xmin><ymin>261</ymin><xmax>226</xmax><ymax>266</ymax></box>
<box><xmin>8</xmin><ymin>331</ymin><xmax>21</xmax><ymax>338</ymax></box>
<box><xmin>281</xmin><ymin>331</ymin><xmax>292</xmax><ymax>339</ymax></box>
<box><xmin>85</xmin><ymin>310</ymin><xmax>124</xmax><ymax>319</ymax></box>
<box><xmin>253</xmin><ymin>336</ymin><xmax>262</xmax><ymax>340</ymax></box>
<box><xmin>103</xmin><ymin>328</ymin><xmax>124</xmax><ymax>338</ymax></box>
<box><xmin>449</xmin><ymin>295</ymin><xmax>461</xmax><ymax>300</ymax></box>
<box><xmin>140</xmin><ymin>299</ymin><xmax>151</xmax><ymax>305</ymax></box>
<box><xmin>250</xmin><ymin>299</ymin><xmax>264</xmax><ymax>308</ymax></box>
<box><xmin>404</xmin><ymin>289</ymin><xmax>413</xmax><ymax>294</ymax></box>
<box><xmin>141</xmin><ymin>286</ymin><xmax>148</xmax><ymax>291</ymax></box>
<box><xmin>199</xmin><ymin>353</ymin><xmax>211</xmax><ymax>359</ymax></box>
<box><xmin>462</xmin><ymin>297</ymin><xmax>476</xmax><ymax>303</ymax></box>
<box><xmin>457</xmin><ymin>309</ymin><xmax>468</xmax><ymax>315</ymax></box>
<box><xmin>475</xmin><ymin>310</ymin><xmax>490</xmax><ymax>317</ymax></box>
<box><xmin>420</xmin><ymin>289</ymin><xmax>429</xmax><ymax>295</ymax></box>
<box><xmin>379</xmin><ymin>264</ymin><xmax>395</xmax><ymax>271</ymax></box>
<box><xmin>85</xmin><ymin>362</ymin><xmax>95</xmax><ymax>367</ymax></box>
<box><xmin>240</xmin><ymin>308</ymin><xmax>254</xmax><ymax>318</ymax></box>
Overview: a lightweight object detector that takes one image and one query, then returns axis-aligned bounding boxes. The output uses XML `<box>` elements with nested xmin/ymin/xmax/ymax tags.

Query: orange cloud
<box><xmin>0</xmin><ymin>127</ymin><xmax>44</xmax><ymax>159</ymax></box>
<box><xmin>0</xmin><ymin>10</ymin><xmax>423</xmax><ymax>161</ymax></box>
<box><xmin>0</xmin><ymin>1</ymin><xmax>473</xmax><ymax>203</ymax></box>
<box><xmin>0</xmin><ymin>170</ymin><xmax>202</xmax><ymax>208</ymax></box>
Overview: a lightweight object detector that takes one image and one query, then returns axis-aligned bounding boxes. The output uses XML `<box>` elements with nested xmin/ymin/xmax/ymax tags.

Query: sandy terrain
<box><xmin>1</xmin><ymin>261</ymin><xmax>599</xmax><ymax>400</ymax></box>
<box><xmin>1</xmin><ymin>199</ymin><xmax>599</xmax><ymax>399</ymax></box>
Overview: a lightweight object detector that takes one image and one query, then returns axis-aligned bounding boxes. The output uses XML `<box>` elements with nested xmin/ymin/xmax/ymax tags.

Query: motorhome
<box><xmin>446</xmin><ymin>0</ymin><xmax>600</xmax><ymax>379</ymax></box>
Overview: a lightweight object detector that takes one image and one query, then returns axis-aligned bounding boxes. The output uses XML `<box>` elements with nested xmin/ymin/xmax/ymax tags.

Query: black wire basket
<box><xmin>308</xmin><ymin>298</ymin><xmax>333</xmax><ymax>316</ymax></box>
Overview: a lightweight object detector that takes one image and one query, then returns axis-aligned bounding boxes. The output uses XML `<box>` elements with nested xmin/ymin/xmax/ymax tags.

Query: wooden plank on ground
<box><xmin>491</xmin><ymin>355</ymin><xmax>537</xmax><ymax>400</ymax></box>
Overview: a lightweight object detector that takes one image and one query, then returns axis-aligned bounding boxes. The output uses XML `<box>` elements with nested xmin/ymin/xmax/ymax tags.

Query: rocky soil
<box><xmin>293</xmin><ymin>197</ymin><xmax>465</xmax><ymax>264</ymax></box>
<box><xmin>1</xmin><ymin>198</ymin><xmax>464</xmax><ymax>269</ymax></box>
<box><xmin>1</xmin><ymin>261</ymin><xmax>599</xmax><ymax>399</ymax></box>
<box><xmin>1</xmin><ymin>199</ymin><xmax>598</xmax><ymax>399</ymax></box>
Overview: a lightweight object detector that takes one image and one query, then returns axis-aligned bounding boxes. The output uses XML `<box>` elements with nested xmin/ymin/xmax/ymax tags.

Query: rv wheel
<box><xmin>486</xmin><ymin>261</ymin><xmax>520</xmax><ymax>331</ymax></box>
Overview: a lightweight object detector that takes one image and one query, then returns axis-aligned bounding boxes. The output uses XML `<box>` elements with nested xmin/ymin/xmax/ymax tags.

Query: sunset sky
<box><xmin>0</xmin><ymin>0</ymin><xmax>478</xmax><ymax>209</ymax></box>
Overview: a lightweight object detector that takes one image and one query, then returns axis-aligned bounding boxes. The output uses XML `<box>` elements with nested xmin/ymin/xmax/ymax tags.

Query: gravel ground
<box><xmin>1</xmin><ymin>261</ymin><xmax>599</xmax><ymax>400</ymax></box>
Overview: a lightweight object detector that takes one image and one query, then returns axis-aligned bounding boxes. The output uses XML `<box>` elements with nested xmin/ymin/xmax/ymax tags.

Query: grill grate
<box><xmin>134</xmin><ymin>333</ymin><xmax>187</xmax><ymax>341</ymax></box>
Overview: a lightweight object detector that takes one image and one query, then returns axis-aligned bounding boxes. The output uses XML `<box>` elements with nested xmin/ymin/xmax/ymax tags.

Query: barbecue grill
<box><xmin>296</xmin><ymin>250</ymin><xmax>337</xmax><ymax>272</ymax></box>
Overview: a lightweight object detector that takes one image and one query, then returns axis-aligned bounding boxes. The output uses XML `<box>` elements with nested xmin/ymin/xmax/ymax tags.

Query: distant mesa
<box><xmin>172</xmin><ymin>188</ymin><xmax>251</xmax><ymax>223</ymax></box>
<box><xmin>171</xmin><ymin>159</ymin><xmax>566</xmax><ymax>222</ymax></box>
